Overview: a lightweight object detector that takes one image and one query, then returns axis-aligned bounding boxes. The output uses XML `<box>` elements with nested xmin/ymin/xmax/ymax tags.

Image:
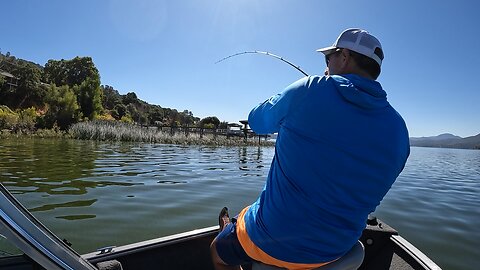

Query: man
<box><xmin>211</xmin><ymin>28</ymin><xmax>410</xmax><ymax>270</ymax></box>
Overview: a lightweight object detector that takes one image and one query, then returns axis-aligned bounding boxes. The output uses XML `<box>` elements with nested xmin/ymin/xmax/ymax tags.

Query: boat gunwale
<box><xmin>82</xmin><ymin>225</ymin><xmax>219</xmax><ymax>263</ymax></box>
<box><xmin>390</xmin><ymin>235</ymin><xmax>442</xmax><ymax>270</ymax></box>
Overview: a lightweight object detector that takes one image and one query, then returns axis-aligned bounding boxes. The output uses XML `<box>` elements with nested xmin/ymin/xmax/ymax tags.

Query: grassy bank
<box><xmin>68</xmin><ymin>121</ymin><xmax>274</xmax><ymax>147</ymax></box>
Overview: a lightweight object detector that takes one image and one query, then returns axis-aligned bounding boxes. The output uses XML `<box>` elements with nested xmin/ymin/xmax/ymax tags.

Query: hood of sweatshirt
<box><xmin>330</xmin><ymin>74</ymin><xmax>389</xmax><ymax>109</ymax></box>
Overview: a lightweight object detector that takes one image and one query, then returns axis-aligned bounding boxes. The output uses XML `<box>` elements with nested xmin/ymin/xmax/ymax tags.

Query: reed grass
<box><xmin>69</xmin><ymin>121</ymin><xmax>274</xmax><ymax>147</ymax></box>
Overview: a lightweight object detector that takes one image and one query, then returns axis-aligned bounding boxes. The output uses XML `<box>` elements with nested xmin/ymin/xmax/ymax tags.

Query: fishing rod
<box><xmin>215</xmin><ymin>51</ymin><xmax>308</xmax><ymax>77</ymax></box>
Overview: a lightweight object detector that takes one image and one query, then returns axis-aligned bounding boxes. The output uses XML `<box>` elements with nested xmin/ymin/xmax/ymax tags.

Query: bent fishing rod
<box><xmin>215</xmin><ymin>51</ymin><xmax>309</xmax><ymax>77</ymax></box>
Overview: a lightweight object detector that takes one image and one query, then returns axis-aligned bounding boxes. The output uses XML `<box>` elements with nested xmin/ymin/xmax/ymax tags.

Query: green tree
<box><xmin>11</xmin><ymin>63</ymin><xmax>45</xmax><ymax>108</ymax></box>
<box><xmin>112</xmin><ymin>104</ymin><xmax>127</xmax><ymax>120</ymax></box>
<box><xmin>0</xmin><ymin>74</ymin><xmax>9</xmax><ymax>105</ymax></box>
<box><xmin>44</xmin><ymin>57</ymin><xmax>103</xmax><ymax>119</ymax></box>
<box><xmin>178</xmin><ymin>110</ymin><xmax>195</xmax><ymax>127</ymax></box>
<box><xmin>101</xmin><ymin>85</ymin><xmax>122</xmax><ymax>110</ymax></box>
<box><xmin>43</xmin><ymin>84</ymin><xmax>81</xmax><ymax>129</ymax></box>
<box><xmin>126</xmin><ymin>103</ymin><xmax>147</xmax><ymax>125</ymax></box>
<box><xmin>44</xmin><ymin>57</ymin><xmax>100</xmax><ymax>88</ymax></box>
<box><xmin>66</xmin><ymin>57</ymin><xmax>100</xmax><ymax>87</ymax></box>
<box><xmin>123</xmin><ymin>92</ymin><xmax>139</xmax><ymax>105</ymax></box>
<box><xmin>199</xmin><ymin>116</ymin><xmax>220</xmax><ymax>128</ymax></box>
<box><xmin>163</xmin><ymin>108</ymin><xmax>179</xmax><ymax>126</ymax></box>
<box><xmin>127</xmin><ymin>103</ymin><xmax>140</xmax><ymax>123</ymax></box>
<box><xmin>0</xmin><ymin>63</ymin><xmax>45</xmax><ymax>109</ymax></box>
<box><xmin>147</xmin><ymin>105</ymin><xmax>164</xmax><ymax>125</ymax></box>
<box><xmin>74</xmin><ymin>78</ymin><xmax>103</xmax><ymax>119</ymax></box>
<box><xmin>43</xmin><ymin>59</ymin><xmax>67</xmax><ymax>86</ymax></box>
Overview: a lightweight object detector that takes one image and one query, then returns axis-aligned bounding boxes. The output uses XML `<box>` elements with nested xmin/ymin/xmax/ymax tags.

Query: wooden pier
<box><xmin>155</xmin><ymin>120</ymin><xmax>271</xmax><ymax>143</ymax></box>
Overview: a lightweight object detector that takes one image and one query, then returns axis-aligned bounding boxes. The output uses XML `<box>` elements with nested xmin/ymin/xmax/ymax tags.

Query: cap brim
<box><xmin>316</xmin><ymin>46</ymin><xmax>337</xmax><ymax>55</ymax></box>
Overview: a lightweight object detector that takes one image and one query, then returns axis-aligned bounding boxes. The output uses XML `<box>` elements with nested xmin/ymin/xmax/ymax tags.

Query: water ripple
<box><xmin>1</xmin><ymin>139</ymin><xmax>478</xmax><ymax>270</ymax></box>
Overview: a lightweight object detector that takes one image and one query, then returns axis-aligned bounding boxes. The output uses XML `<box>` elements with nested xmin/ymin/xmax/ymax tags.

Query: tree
<box><xmin>66</xmin><ymin>57</ymin><xmax>100</xmax><ymax>87</ymax></box>
<box><xmin>0</xmin><ymin>62</ymin><xmax>45</xmax><ymax>109</ymax></box>
<box><xmin>44</xmin><ymin>56</ymin><xmax>100</xmax><ymax>88</ymax></box>
<box><xmin>11</xmin><ymin>63</ymin><xmax>45</xmax><ymax>108</ymax></box>
<box><xmin>160</xmin><ymin>108</ymin><xmax>180</xmax><ymax>126</ymax></box>
<box><xmin>179</xmin><ymin>110</ymin><xmax>195</xmax><ymax>127</ymax></box>
<box><xmin>43</xmin><ymin>84</ymin><xmax>81</xmax><ymax>129</ymax></box>
<box><xmin>147</xmin><ymin>105</ymin><xmax>164</xmax><ymax>125</ymax></box>
<box><xmin>43</xmin><ymin>59</ymin><xmax>67</xmax><ymax>86</ymax></box>
<box><xmin>112</xmin><ymin>104</ymin><xmax>127</xmax><ymax>120</ymax></box>
<box><xmin>123</xmin><ymin>92</ymin><xmax>138</xmax><ymax>105</ymax></box>
<box><xmin>127</xmin><ymin>103</ymin><xmax>140</xmax><ymax>123</ymax></box>
<box><xmin>0</xmin><ymin>74</ymin><xmax>11</xmax><ymax>106</ymax></box>
<box><xmin>44</xmin><ymin>57</ymin><xmax>103</xmax><ymax>119</ymax></box>
<box><xmin>74</xmin><ymin>78</ymin><xmax>103</xmax><ymax>120</ymax></box>
<box><xmin>101</xmin><ymin>85</ymin><xmax>122</xmax><ymax>110</ymax></box>
<box><xmin>199</xmin><ymin>116</ymin><xmax>220</xmax><ymax>129</ymax></box>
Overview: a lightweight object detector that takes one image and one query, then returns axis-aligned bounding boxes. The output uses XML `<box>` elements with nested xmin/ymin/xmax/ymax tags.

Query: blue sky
<box><xmin>1</xmin><ymin>0</ymin><xmax>479</xmax><ymax>137</ymax></box>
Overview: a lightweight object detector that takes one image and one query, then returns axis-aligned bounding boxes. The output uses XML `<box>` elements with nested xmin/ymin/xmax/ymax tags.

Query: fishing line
<box><xmin>215</xmin><ymin>51</ymin><xmax>308</xmax><ymax>76</ymax></box>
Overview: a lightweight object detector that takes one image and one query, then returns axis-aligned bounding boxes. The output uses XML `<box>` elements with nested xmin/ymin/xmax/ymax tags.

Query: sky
<box><xmin>1</xmin><ymin>0</ymin><xmax>479</xmax><ymax>138</ymax></box>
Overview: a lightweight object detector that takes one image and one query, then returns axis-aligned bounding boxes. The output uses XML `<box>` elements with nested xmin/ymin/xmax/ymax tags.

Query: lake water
<box><xmin>0</xmin><ymin>138</ymin><xmax>479</xmax><ymax>269</ymax></box>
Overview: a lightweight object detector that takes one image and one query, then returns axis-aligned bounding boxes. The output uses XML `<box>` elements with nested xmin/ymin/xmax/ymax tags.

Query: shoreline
<box><xmin>0</xmin><ymin>122</ymin><xmax>275</xmax><ymax>147</ymax></box>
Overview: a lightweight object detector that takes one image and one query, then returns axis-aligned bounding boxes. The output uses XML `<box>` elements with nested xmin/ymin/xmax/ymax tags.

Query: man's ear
<box><xmin>340</xmin><ymin>49</ymin><xmax>352</xmax><ymax>70</ymax></box>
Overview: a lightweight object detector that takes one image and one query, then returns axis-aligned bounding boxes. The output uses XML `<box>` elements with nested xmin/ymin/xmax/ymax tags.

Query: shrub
<box><xmin>16</xmin><ymin>107</ymin><xmax>37</xmax><ymax>131</ymax></box>
<box><xmin>95</xmin><ymin>113</ymin><xmax>115</xmax><ymax>121</ymax></box>
<box><xmin>44</xmin><ymin>84</ymin><xmax>81</xmax><ymax>129</ymax></box>
<box><xmin>0</xmin><ymin>105</ymin><xmax>19</xmax><ymax>130</ymax></box>
<box><xmin>203</xmin><ymin>123</ymin><xmax>215</xmax><ymax>129</ymax></box>
<box><xmin>120</xmin><ymin>115</ymin><xmax>133</xmax><ymax>123</ymax></box>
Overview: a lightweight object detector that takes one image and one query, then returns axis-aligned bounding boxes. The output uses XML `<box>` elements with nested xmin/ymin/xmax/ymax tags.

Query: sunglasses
<box><xmin>325</xmin><ymin>49</ymin><xmax>342</xmax><ymax>66</ymax></box>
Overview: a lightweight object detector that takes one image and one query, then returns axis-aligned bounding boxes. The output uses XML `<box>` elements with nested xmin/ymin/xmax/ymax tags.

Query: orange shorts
<box><xmin>235</xmin><ymin>206</ymin><xmax>336</xmax><ymax>270</ymax></box>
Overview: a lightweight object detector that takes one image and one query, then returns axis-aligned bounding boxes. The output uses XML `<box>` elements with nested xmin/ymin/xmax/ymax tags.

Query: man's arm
<box><xmin>248</xmin><ymin>77</ymin><xmax>309</xmax><ymax>134</ymax></box>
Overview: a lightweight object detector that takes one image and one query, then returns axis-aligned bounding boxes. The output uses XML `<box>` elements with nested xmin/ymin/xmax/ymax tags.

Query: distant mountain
<box><xmin>410</xmin><ymin>133</ymin><xmax>480</xmax><ymax>149</ymax></box>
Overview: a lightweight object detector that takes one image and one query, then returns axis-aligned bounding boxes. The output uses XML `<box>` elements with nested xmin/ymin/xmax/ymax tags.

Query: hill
<box><xmin>1</xmin><ymin>52</ymin><xmax>225</xmax><ymax>130</ymax></box>
<box><xmin>410</xmin><ymin>133</ymin><xmax>480</xmax><ymax>149</ymax></box>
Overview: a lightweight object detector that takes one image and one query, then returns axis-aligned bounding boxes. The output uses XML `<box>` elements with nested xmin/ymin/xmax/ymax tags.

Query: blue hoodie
<box><xmin>245</xmin><ymin>74</ymin><xmax>410</xmax><ymax>263</ymax></box>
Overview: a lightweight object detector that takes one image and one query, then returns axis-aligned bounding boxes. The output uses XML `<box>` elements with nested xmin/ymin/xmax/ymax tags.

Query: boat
<box><xmin>0</xmin><ymin>183</ymin><xmax>441</xmax><ymax>270</ymax></box>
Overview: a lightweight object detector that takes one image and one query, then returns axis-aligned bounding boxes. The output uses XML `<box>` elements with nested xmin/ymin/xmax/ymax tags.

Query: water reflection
<box><xmin>56</xmin><ymin>214</ymin><xmax>97</xmax><ymax>220</ymax></box>
<box><xmin>0</xmin><ymin>138</ymin><xmax>100</xmax><ymax>194</ymax></box>
<box><xmin>238</xmin><ymin>147</ymin><xmax>265</xmax><ymax>177</ymax></box>
<box><xmin>29</xmin><ymin>199</ymin><xmax>97</xmax><ymax>212</ymax></box>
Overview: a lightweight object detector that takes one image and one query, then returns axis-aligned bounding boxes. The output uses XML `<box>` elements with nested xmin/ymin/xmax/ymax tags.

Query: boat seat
<box><xmin>252</xmin><ymin>241</ymin><xmax>364</xmax><ymax>270</ymax></box>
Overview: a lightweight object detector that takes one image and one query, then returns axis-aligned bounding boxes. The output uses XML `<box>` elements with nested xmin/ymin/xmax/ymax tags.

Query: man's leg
<box><xmin>210</xmin><ymin>207</ymin><xmax>249</xmax><ymax>270</ymax></box>
<box><xmin>211</xmin><ymin>238</ymin><xmax>242</xmax><ymax>270</ymax></box>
